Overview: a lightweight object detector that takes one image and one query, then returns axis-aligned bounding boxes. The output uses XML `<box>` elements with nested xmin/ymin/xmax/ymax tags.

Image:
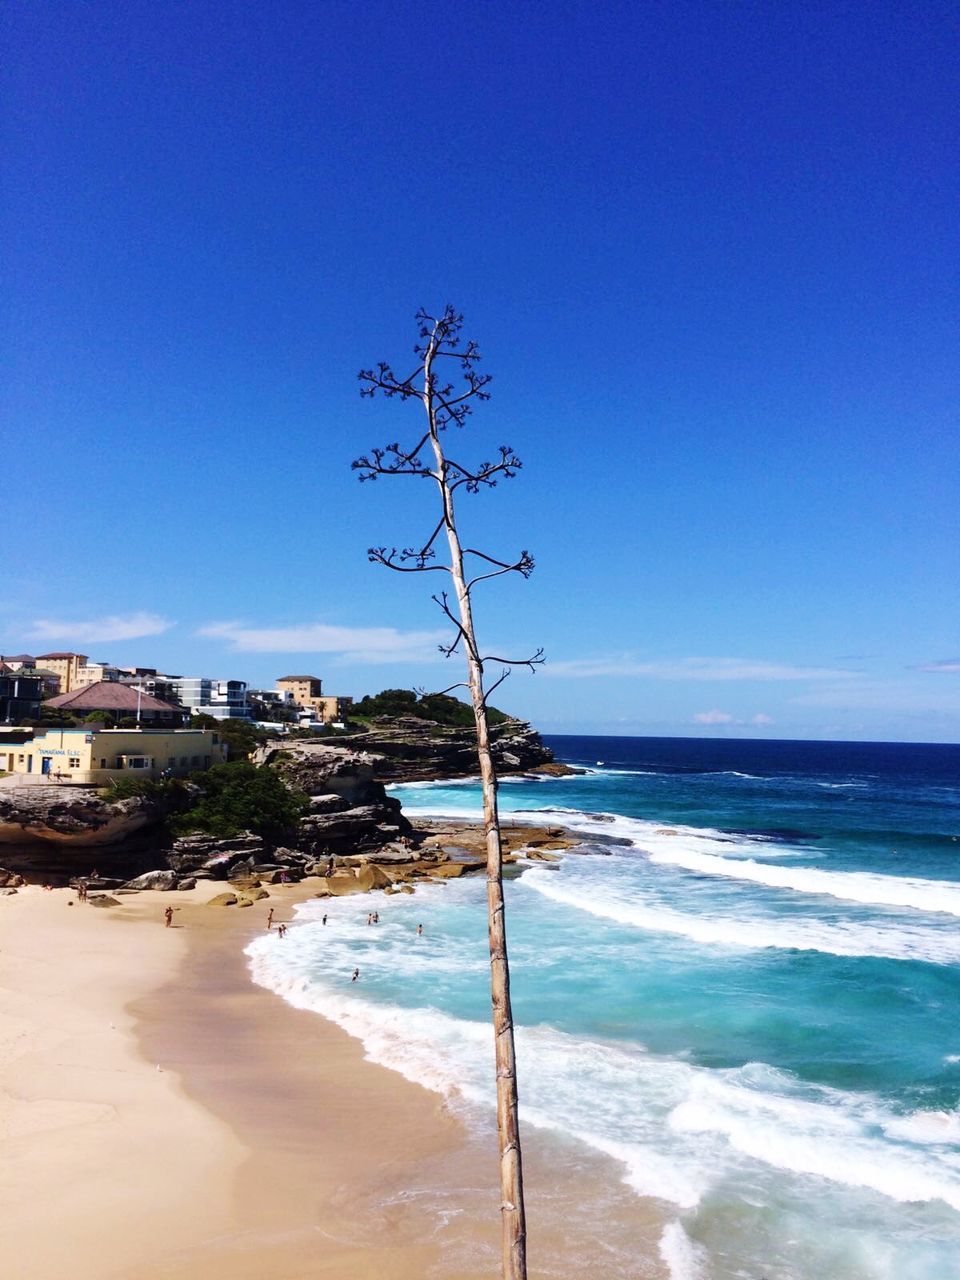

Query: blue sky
<box><xmin>3</xmin><ymin>1</ymin><xmax>958</xmax><ymax>742</ymax></box>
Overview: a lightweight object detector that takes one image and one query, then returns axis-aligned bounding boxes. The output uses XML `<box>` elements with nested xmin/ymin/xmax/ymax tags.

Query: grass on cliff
<box><xmin>351</xmin><ymin>689</ymin><xmax>512</xmax><ymax>728</ymax></box>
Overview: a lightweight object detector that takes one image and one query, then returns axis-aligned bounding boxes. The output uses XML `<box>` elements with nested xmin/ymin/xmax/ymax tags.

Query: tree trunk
<box><xmin>423</xmin><ymin>336</ymin><xmax>528</xmax><ymax>1280</ymax></box>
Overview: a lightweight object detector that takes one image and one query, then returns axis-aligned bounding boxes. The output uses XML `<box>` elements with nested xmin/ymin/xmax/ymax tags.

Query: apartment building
<box><xmin>165</xmin><ymin>677</ymin><xmax>250</xmax><ymax>720</ymax></box>
<box><xmin>275</xmin><ymin>675</ymin><xmax>353</xmax><ymax>723</ymax></box>
<box><xmin>35</xmin><ymin>652</ymin><xmax>89</xmax><ymax>693</ymax></box>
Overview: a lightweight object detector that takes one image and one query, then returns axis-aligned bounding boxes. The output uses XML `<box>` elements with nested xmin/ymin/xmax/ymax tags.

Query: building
<box><xmin>35</xmin><ymin>652</ymin><xmax>89</xmax><ymax>693</ymax></box>
<box><xmin>165</xmin><ymin>677</ymin><xmax>250</xmax><ymax>720</ymax></box>
<box><xmin>45</xmin><ymin>681</ymin><xmax>187</xmax><ymax>726</ymax></box>
<box><xmin>0</xmin><ymin>670</ymin><xmax>43</xmax><ymax>722</ymax></box>
<box><xmin>276</xmin><ymin>675</ymin><xmax>353</xmax><ymax>724</ymax></box>
<box><xmin>0</xmin><ymin>654</ymin><xmax>37</xmax><ymax>671</ymax></box>
<box><xmin>0</xmin><ymin>727</ymin><xmax>227</xmax><ymax>783</ymax></box>
<box><xmin>74</xmin><ymin>662</ymin><xmax>122</xmax><ymax>687</ymax></box>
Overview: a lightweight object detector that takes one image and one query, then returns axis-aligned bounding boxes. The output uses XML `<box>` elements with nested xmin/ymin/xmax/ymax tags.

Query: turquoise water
<box><xmin>247</xmin><ymin>736</ymin><xmax>960</xmax><ymax>1279</ymax></box>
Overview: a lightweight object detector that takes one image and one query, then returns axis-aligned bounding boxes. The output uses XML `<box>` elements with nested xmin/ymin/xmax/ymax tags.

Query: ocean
<box><xmin>246</xmin><ymin>735</ymin><xmax>960</xmax><ymax>1279</ymax></box>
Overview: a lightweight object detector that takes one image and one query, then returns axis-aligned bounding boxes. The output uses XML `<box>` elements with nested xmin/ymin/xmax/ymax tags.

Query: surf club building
<box><xmin>0</xmin><ymin>726</ymin><xmax>227</xmax><ymax>783</ymax></box>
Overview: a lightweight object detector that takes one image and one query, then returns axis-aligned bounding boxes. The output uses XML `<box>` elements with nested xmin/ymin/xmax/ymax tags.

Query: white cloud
<box><xmin>198</xmin><ymin>620</ymin><xmax>448</xmax><ymax>664</ymax></box>
<box><xmin>916</xmin><ymin>659</ymin><xmax>960</xmax><ymax>674</ymax></box>
<box><xmin>692</xmin><ymin>710</ymin><xmax>775</xmax><ymax>727</ymax></box>
<box><xmin>28</xmin><ymin>612</ymin><xmax>174</xmax><ymax>644</ymax></box>
<box><xmin>545</xmin><ymin>655</ymin><xmax>859</xmax><ymax>681</ymax></box>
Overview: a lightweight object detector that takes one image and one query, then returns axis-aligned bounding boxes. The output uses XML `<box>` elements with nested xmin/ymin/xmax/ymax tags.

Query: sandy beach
<box><xmin>1</xmin><ymin>878</ymin><xmax>668</xmax><ymax>1280</ymax></box>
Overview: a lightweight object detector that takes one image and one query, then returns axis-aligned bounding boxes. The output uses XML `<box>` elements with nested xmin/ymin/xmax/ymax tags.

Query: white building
<box><xmin>166</xmin><ymin>677</ymin><xmax>250</xmax><ymax>720</ymax></box>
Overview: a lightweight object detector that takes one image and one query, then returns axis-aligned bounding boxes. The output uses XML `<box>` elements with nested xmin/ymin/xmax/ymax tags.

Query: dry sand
<box><xmin>1</xmin><ymin>880</ymin><xmax>669</xmax><ymax>1280</ymax></box>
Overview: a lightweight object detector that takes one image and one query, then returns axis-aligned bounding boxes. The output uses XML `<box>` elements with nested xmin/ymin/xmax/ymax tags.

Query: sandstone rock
<box><xmin>177</xmin><ymin>877</ymin><xmax>197</xmax><ymax>891</ymax></box>
<box><xmin>355</xmin><ymin>863</ymin><xmax>393</xmax><ymax>891</ymax></box>
<box><xmin>88</xmin><ymin>894</ymin><xmax>120</xmax><ymax>907</ymax></box>
<box><xmin>0</xmin><ymin>786</ymin><xmax>164</xmax><ymax>847</ymax></box>
<box><xmin>1</xmin><ymin>886</ymin><xmax>18</xmax><ymax>895</ymax></box>
<box><xmin>245</xmin><ymin>887</ymin><xmax>270</xmax><ymax>902</ymax></box>
<box><xmin>0</xmin><ymin>868</ymin><xmax>25</xmax><ymax>888</ymax></box>
<box><xmin>123</xmin><ymin>870</ymin><xmax>179</xmax><ymax>891</ymax></box>
<box><xmin>207</xmin><ymin>892</ymin><xmax>239</xmax><ymax>907</ymax></box>
<box><xmin>324</xmin><ymin>873</ymin><xmax>368</xmax><ymax>897</ymax></box>
<box><xmin>236</xmin><ymin>897</ymin><xmax>254</xmax><ymax>908</ymax></box>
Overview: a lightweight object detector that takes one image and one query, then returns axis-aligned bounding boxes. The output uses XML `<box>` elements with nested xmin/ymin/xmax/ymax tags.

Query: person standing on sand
<box><xmin>164</xmin><ymin>906</ymin><xmax>173</xmax><ymax>927</ymax></box>
<box><xmin>266</xmin><ymin>907</ymin><xmax>274</xmax><ymax>930</ymax></box>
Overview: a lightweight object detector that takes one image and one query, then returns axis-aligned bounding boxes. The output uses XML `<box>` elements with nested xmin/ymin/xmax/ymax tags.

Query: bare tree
<box><xmin>353</xmin><ymin>306</ymin><xmax>542</xmax><ymax>1280</ymax></box>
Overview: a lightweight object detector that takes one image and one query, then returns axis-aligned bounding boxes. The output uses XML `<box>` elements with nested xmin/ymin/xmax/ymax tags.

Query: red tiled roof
<box><xmin>36</xmin><ymin>652</ymin><xmax>88</xmax><ymax>660</ymax></box>
<box><xmin>45</xmin><ymin>681</ymin><xmax>182</xmax><ymax>714</ymax></box>
<box><xmin>277</xmin><ymin>675</ymin><xmax>322</xmax><ymax>682</ymax></box>
<box><xmin>0</xmin><ymin>654</ymin><xmax>36</xmax><ymax>662</ymax></box>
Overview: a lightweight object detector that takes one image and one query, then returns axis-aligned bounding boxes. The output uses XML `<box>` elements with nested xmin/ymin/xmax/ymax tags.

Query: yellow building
<box><xmin>0</xmin><ymin>727</ymin><xmax>227</xmax><ymax>784</ymax></box>
<box><xmin>275</xmin><ymin>676</ymin><xmax>353</xmax><ymax>723</ymax></box>
<box><xmin>35</xmin><ymin>652</ymin><xmax>89</xmax><ymax>693</ymax></box>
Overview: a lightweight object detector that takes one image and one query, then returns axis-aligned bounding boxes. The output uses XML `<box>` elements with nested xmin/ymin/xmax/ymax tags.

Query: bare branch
<box><xmin>483</xmin><ymin>668</ymin><xmax>512</xmax><ymax>704</ymax></box>
<box><xmin>479</xmin><ymin>648</ymin><xmax>545</xmax><ymax>672</ymax></box>
<box><xmin>367</xmin><ymin>546</ymin><xmax>449</xmax><ymax>574</ymax></box>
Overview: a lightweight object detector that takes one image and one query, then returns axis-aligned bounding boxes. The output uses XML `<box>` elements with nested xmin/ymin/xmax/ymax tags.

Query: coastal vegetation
<box><xmin>355</xmin><ymin>306</ymin><xmax>539</xmax><ymax>1280</ymax></box>
<box><xmin>351</xmin><ymin>687</ymin><xmax>511</xmax><ymax>727</ymax></box>
<box><xmin>105</xmin><ymin>761</ymin><xmax>308</xmax><ymax>843</ymax></box>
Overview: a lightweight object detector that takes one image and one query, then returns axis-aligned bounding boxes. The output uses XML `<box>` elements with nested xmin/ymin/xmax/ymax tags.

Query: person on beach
<box><xmin>77</xmin><ymin>881</ymin><xmax>87</xmax><ymax>902</ymax></box>
<box><xmin>326</xmin><ymin>856</ymin><xmax>335</xmax><ymax>877</ymax></box>
<box><xmin>164</xmin><ymin>906</ymin><xmax>173</xmax><ymax>927</ymax></box>
<box><xmin>322</xmin><ymin>913</ymin><xmax>328</xmax><ymax>926</ymax></box>
<box><xmin>351</xmin><ymin>968</ymin><xmax>359</xmax><ymax>981</ymax></box>
<box><xmin>277</xmin><ymin>922</ymin><xmax>287</xmax><ymax>938</ymax></box>
<box><xmin>266</xmin><ymin>907</ymin><xmax>274</xmax><ymax>930</ymax></box>
<box><xmin>417</xmin><ymin>923</ymin><xmax>423</xmax><ymax>936</ymax></box>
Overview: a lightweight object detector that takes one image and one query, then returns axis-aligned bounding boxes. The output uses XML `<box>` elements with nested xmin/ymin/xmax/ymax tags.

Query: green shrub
<box><xmin>172</xmin><ymin>762</ymin><xmax>307</xmax><ymax>842</ymax></box>
<box><xmin>352</xmin><ymin>689</ymin><xmax>510</xmax><ymax>727</ymax></box>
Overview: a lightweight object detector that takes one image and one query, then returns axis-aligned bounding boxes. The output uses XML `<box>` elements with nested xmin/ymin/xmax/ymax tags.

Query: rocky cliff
<box><xmin>0</xmin><ymin>785</ymin><xmax>163</xmax><ymax>848</ymax></box>
<box><xmin>297</xmin><ymin>715</ymin><xmax>556</xmax><ymax>782</ymax></box>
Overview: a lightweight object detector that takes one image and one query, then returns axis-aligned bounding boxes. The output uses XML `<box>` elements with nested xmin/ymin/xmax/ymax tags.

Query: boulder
<box><xmin>355</xmin><ymin>863</ymin><xmax>393</xmax><ymax>892</ymax></box>
<box><xmin>88</xmin><ymin>894</ymin><xmax>120</xmax><ymax>907</ymax></box>
<box><xmin>429</xmin><ymin>862</ymin><xmax>466</xmax><ymax>878</ymax></box>
<box><xmin>0</xmin><ymin>868</ymin><xmax>25</xmax><ymax>888</ymax></box>
<box><xmin>123</xmin><ymin>870</ymin><xmax>179</xmax><ymax>891</ymax></box>
<box><xmin>177</xmin><ymin>878</ymin><xmax>197</xmax><ymax>891</ymax></box>
<box><xmin>324</xmin><ymin>873</ymin><xmax>368</xmax><ymax>897</ymax></box>
<box><xmin>207</xmin><ymin>892</ymin><xmax>239</xmax><ymax>907</ymax></box>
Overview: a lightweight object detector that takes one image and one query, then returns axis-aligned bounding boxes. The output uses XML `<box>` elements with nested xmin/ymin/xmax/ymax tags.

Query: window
<box><xmin>68</xmin><ymin>757</ymin><xmax>80</xmax><ymax>768</ymax></box>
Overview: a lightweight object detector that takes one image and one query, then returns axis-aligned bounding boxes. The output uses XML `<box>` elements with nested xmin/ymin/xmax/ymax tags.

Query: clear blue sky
<box><xmin>3</xmin><ymin>1</ymin><xmax>958</xmax><ymax>741</ymax></box>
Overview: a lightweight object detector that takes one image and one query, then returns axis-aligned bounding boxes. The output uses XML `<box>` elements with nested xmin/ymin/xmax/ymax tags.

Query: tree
<box><xmin>354</xmin><ymin>306</ymin><xmax>542</xmax><ymax>1280</ymax></box>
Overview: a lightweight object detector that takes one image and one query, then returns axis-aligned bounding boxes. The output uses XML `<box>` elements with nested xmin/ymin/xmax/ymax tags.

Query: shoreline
<box><xmin>2</xmin><ymin>831</ymin><xmax>671</xmax><ymax>1278</ymax></box>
